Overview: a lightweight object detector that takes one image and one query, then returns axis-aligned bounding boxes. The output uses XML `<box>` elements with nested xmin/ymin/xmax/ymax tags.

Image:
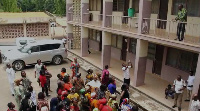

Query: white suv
<box><xmin>2</xmin><ymin>39</ymin><xmax>67</xmax><ymax>71</ymax></box>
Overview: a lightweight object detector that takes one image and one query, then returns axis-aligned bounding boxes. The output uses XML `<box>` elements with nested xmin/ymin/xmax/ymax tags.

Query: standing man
<box><xmin>172</xmin><ymin>75</ymin><xmax>186</xmax><ymax>111</ymax></box>
<box><xmin>122</xmin><ymin>60</ymin><xmax>132</xmax><ymax>86</ymax></box>
<box><xmin>35</xmin><ymin>59</ymin><xmax>43</xmax><ymax>86</ymax></box>
<box><xmin>21</xmin><ymin>70</ymin><xmax>32</xmax><ymax>95</ymax></box>
<box><xmin>6</xmin><ymin>64</ymin><xmax>15</xmax><ymax>96</ymax></box>
<box><xmin>174</xmin><ymin>4</ymin><xmax>187</xmax><ymax>41</ymax></box>
<box><xmin>185</xmin><ymin>71</ymin><xmax>195</xmax><ymax>101</ymax></box>
<box><xmin>102</xmin><ymin>65</ymin><xmax>110</xmax><ymax>86</ymax></box>
<box><xmin>70</xmin><ymin>58</ymin><xmax>80</xmax><ymax>78</ymax></box>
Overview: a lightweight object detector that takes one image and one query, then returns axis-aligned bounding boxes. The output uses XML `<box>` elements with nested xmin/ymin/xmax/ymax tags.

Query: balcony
<box><xmin>143</xmin><ymin>18</ymin><xmax>200</xmax><ymax>46</ymax></box>
<box><xmin>105</xmin><ymin>15</ymin><xmax>139</xmax><ymax>33</ymax></box>
<box><xmin>82</xmin><ymin>13</ymin><xmax>103</xmax><ymax>27</ymax></box>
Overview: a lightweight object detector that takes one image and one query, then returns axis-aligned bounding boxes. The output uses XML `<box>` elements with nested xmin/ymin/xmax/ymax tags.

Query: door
<box><xmin>99</xmin><ymin>32</ymin><xmax>102</xmax><ymax>51</ymax></box>
<box><xmin>121</xmin><ymin>37</ymin><xmax>127</xmax><ymax>61</ymax></box>
<box><xmin>25</xmin><ymin>46</ymin><xmax>40</xmax><ymax>64</ymax></box>
<box><xmin>152</xmin><ymin>45</ymin><xmax>164</xmax><ymax>75</ymax></box>
<box><xmin>198</xmin><ymin>85</ymin><xmax>200</xmax><ymax>100</ymax></box>
<box><xmin>39</xmin><ymin>44</ymin><xmax>52</xmax><ymax>62</ymax></box>
<box><xmin>158</xmin><ymin>0</ymin><xmax>169</xmax><ymax>29</ymax></box>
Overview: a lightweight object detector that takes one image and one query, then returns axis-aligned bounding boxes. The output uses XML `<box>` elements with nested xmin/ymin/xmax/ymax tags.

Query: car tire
<box><xmin>52</xmin><ymin>55</ymin><xmax>63</xmax><ymax>65</ymax></box>
<box><xmin>12</xmin><ymin>60</ymin><xmax>25</xmax><ymax>71</ymax></box>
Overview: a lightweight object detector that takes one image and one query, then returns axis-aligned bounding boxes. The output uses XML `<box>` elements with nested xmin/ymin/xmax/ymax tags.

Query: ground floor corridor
<box><xmin>69</xmin><ymin>49</ymin><xmax>190</xmax><ymax>111</ymax></box>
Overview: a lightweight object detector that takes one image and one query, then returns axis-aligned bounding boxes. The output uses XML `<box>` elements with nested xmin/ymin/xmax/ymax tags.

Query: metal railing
<box><xmin>82</xmin><ymin>13</ymin><xmax>103</xmax><ymax>26</ymax></box>
<box><xmin>105</xmin><ymin>15</ymin><xmax>138</xmax><ymax>33</ymax></box>
<box><xmin>143</xmin><ymin>18</ymin><xmax>200</xmax><ymax>44</ymax></box>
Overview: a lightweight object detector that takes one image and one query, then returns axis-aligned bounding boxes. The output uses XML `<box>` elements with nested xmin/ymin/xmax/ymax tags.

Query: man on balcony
<box><xmin>175</xmin><ymin>4</ymin><xmax>187</xmax><ymax>41</ymax></box>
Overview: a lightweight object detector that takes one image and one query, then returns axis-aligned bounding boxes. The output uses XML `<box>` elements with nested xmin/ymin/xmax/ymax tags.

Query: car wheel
<box><xmin>13</xmin><ymin>60</ymin><xmax>25</xmax><ymax>71</ymax></box>
<box><xmin>52</xmin><ymin>56</ymin><xmax>63</xmax><ymax>65</ymax></box>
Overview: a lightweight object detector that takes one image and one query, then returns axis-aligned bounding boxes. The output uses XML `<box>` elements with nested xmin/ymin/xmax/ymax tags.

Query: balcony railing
<box><xmin>82</xmin><ymin>13</ymin><xmax>102</xmax><ymax>26</ymax></box>
<box><xmin>105</xmin><ymin>15</ymin><xmax>138</xmax><ymax>33</ymax></box>
<box><xmin>143</xmin><ymin>18</ymin><xmax>200</xmax><ymax>45</ymax></box>
<box><xmin>67</xmin><ymin>12</ymin><xmax>81</xmax><ymax>23</ymax></box>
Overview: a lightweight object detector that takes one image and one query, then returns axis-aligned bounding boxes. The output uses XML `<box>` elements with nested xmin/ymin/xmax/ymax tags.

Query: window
<box><xmin>147</xmin><ymin>43</ymin><xmax>156</xmax><ymax>60</ymax></box>
<box><xmin>113</xmin><ymin>0</ymin><xmax>125</xmax><ymax>11</ymax></box>
<box><xmin>187</xmin><ymin>0</ymin><xmax>200</xmax><ymax>17</ymax></box>
<box><xmin>132</xmin><ymin>0</ymin><xmax>139</xmax><ymax>13</ymax></box>
<box><xmin>89</xmin><ymin>29</ymin><xmax>101</xmax><ymax>42</ymax></box>
<box><xmin>40</xmin><ymin>45</ymin><xmax>49</xmax><ymax>51</ymax></box>
<box><xmin>129</xmin><ymin>38</ymin><xmax>137</xmax><ymax>54</ymax></box>
<box><xmin>166</xmin><ymin>48</ymin><xmax>198</xmax><ymax>72</ymax></box>
<box><xmin>111</xmin><ymin>34</ymin><xmax>122</xmax><ymax>49</ymax></box>
<box><xmin>49</xmin><ymin>44</ymin><xmax>61</xmax><ymax>50</ymax></box>
<box><xmin>31</xmin><ymin>46</ymin><xmax>39</xmax><ymax>53</ymax></box>
<box><xmin>89</xmin><ymin>0</ymin><xmax>101</xmax><ymax>11</ymax></box>
<box><xmin>151</xmin><ymin>0</ymin><xmax>160</xmax><ymax>14</ymax></box>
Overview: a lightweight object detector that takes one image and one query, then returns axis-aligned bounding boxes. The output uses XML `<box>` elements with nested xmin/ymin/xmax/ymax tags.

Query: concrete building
<box><xmin>66</xmin><ymin>0</ymin><xmax>200</xmax><ymax>110</ymax></box>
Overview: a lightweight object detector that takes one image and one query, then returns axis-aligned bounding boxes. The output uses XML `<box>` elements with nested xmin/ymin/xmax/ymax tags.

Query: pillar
<box><xmin>189</xmin><ymin>54</ymin><xmax>200</xmax><ymax>110</ymax></box>
<box><xmin>129</xmin><ymin>0</ymin><xmax>133</xmax><ymax>8</ymax></box>
<box><xmin>103</xmin><ymin>0</ymin><xmax>113</xmax><ymax>27</ymax></box>
<box><xmin>23</xmin><ymin>23</ymin><xmax>27</xmax><ymax>37</ymax></box>
<box><xmin>138</xmin><ymin>0</ymin><xmax>152</xmax><ymax>34</ymax></box>
<box><xmin>66</xmin><ymin>0</ymin><xmax>73</xmax><ymax>21</ymax></box>
<box><xmin>81</xmin><ymin>0</ymin><xmax>89</xmax><ymax>23</ymax></box>
<box><xmin>66</xmin><ymin>24</ymin><xmax>73</xmax><ymax>50</ymax></box>
<box><xmin>101</xmin><ymin>31</ymin><xmax>111</xmax><ymax>68</ymax></box>
<box><xmin>81</xmin><ymin>27</ymin><xmax>88</xmax><ymax>57</ymax></box>
<box><xmin>132</xmin><ymin>39</ymin><xmax>148</xmax><ymax>87</ymax></box>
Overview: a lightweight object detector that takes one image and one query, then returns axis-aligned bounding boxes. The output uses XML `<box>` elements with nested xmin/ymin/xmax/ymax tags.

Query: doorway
<box><xmin>152</xmin><ymin>45</ymin><xmax>164</xmax><ymax>75</ymax></box>
<box><xmin>158</xmin><ymin>0</ymin><xmax>169</xmax><ymax>29</ymax></box>
<box><xmin>121</xmin><ymin>37</ymin><xmax>127</xmax><ymax>61</ymax></box>
<box><xmin>99</xmin><ymin>32</ymin><xmax>102</xmax><ymax>51</ymax></box>
<box><xmin>198</xmin><ymin>85</ymin><xmax>200</xmax><ymax>100</ymax></box>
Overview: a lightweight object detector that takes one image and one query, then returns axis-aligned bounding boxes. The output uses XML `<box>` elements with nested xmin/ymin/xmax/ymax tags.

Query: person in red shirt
<box><xmin>70</xmin><ymin>98</ymin><xmax>79</xmax><ymax>111</ymax></box>
<box><xmin>57</xmin><ymin>82</ymin><xmax>67</xmax><ymax>96</ymax></box>
<box><xmin>63</xmin><ymin>77</ymin><xmax>72</xmax><ymax>92</ymax></box>
<box><xmin>99</xmin><ymin>98</ymin><xmax>112</xmax><ymax>111</ymax></box>
<box><xmin>7</xmin><ymin>102</ymin><xmax>16</xmax><ymax>111</ymax></box>
<box><xmin>39</xmin><ymin>70</ymin><xmax>50</xmax><ymax>96</ymax></box>
<box><xmin>70</xmin><ymin>58</ymin><xmax>80</xmax><ymax>78</ymax></box>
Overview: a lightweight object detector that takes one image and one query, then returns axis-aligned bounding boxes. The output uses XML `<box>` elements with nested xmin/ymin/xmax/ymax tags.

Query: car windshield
<box><xmin>18</xmin><ymin>44</ymin><xmax>30</xmax><ymax>53</ymax></box>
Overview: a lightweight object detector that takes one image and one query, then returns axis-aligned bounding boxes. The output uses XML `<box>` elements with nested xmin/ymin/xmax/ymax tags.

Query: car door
<box><xmin>39</xmin><ymin>44</ymin><xmax>52</xmax><ymax>62</ymax></box>
<box><xmin>24</xmin><ymin>46</ymin><xmax>40</xmax><ymax>64</ymax></box>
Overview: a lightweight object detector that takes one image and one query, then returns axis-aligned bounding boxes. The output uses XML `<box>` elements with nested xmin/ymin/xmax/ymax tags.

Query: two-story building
<box><xmin>66</xmin><ymin>0</ymin><xmax>200</xmax><ymax>110</ymax></box>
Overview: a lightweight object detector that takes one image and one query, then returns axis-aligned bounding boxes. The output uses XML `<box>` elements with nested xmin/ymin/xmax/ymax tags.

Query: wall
<box><xmin>89</xmin><ymin>39</ymin><xmax>100</xmax><ymax>51</ymax></box>
<box><xmin>26</xmin><ymin>23</ymin><xmax>49</xmax><ymax>37</ymax></box>
<box><xmin>111</xmin><ymin>47</ymin><xmax>121</xmax><ymax>60</ymax></box>
<box><xmin>146</xmin><ymin>59</ymin><xmax>153</xmax><ymax>74</ymax></box>
<box><xmin>161</xmin><ymin>47</ymin><xmax>190</xmax><ymax>83</ymax></box>
<box><xmin>0</xmin><ymin>24</ymin><xmax>24</xmax><ymax>39</ymax></box>
<box><xmin>89</xmin><ymin>11</ymin><xmax>101</xmax><ymax>22</ymax></box>
<box><xmin>112</xmin><ymin>12</ymin><xmax>123</xmax><ymax>25</ymax></box>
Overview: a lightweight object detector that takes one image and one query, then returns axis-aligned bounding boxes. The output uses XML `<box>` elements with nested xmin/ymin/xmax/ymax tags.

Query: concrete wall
<box><xmin>89</xmin><ymin>39</ymin><xmax>100</xmax><ymax>51</ymax></box>
<box><xmin>146</xmin><ymin>59</ymin><xmax>153</xmax><ymax>74</ymax></box>
<box><xmin>111</xmin><ymin>47</ymin><xmax>121</xmax><ymax>60</ymax></box>
<box><xmin>161</xmin><ymin>47</ymin><xmax>190</xmax><ymax>83</ymax></box>
<box><xmin>89</xmin><ymin>11</ymin><xmax>101</xmax><ymax>22</ymax></box>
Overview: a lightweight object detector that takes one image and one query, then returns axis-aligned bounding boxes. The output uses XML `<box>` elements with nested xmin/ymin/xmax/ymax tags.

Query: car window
<box><xmin>40</xmin><ymin>44</ymin><xmax>61</xmax><ymax>51</ymax></box>
<box><xmin>30</xmin><ymin>46</ymin><xmax>39</xmax><ymax>53</ymax></box>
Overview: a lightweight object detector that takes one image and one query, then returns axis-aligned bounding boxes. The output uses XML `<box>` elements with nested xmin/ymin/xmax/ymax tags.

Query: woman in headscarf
<box><xmin>14</xmin><ymin>79</ymin><xmax>24</xmax><ymax>108</ymax></box>
<box><xmin>120</xmin><ymin>98</ymin><xmax>132</xmax><ymax>111</ymax></box>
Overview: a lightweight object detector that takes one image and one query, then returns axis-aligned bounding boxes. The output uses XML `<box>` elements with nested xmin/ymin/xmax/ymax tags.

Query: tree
<box><xmin>1</xmin><ymin>0</ymin><xmax>21</xmax><ymax>12</ymax></box>
<box><xmin>33</xmin><ymin>0</ymin><xmax>45</xmax><ymax>11</ymax></box>
<box><xmin>17</xmin><ymin>0</ymin><xmax>36</xmax><ymax>12</ymax></box>
<box><xmin>44</xmin><ymin>0</ymin><xmax>55</xmax><ymax>13</ymax></box>
<box><xmin>54</xmin><ymin>0</ymin><xmax>66</xmax><ymax>16</ymax></box>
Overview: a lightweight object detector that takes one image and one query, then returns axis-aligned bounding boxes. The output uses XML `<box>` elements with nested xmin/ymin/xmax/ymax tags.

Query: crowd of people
<box><xmin>5</xmin><ymin>58</ymin><xmax>139</xmax><ymax>111</ymax></box>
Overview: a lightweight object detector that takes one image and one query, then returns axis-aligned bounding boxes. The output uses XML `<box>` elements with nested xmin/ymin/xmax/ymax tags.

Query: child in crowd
<box><xmin>165</xmin><ymin>84</ymin><xmax>175</xmax><ymax>99</ymax></box>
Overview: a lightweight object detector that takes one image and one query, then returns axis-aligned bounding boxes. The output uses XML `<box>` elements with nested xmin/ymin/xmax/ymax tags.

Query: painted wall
<box><xmin>161</xmin><ymin>47</ymin><xmax>190</xmax><ymax>83</ymax></box>
<box><xmin>89</xmin><ymin>11</ymin><xmax>101</xmax><ymax>22</ymax></box>
<box><xmin>111</xmin><ymin>47</ymin><xmax>121</xmax><ymax>60</ymax></box>
<box><xmin>89</xmin><ymin>39</ymin><xmax>100</xmax><ymax>51</ymax></box>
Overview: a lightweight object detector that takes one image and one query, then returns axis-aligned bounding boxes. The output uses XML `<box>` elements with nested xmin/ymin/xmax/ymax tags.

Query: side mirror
<box><xmin>28</xmin><ymin>50</ymin><xmax>31</xmax><ymax>54</ymax></box>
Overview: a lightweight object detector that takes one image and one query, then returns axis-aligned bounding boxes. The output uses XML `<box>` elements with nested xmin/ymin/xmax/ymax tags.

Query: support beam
<box><xmin>101</xmin><ymin>31</ymin><xmax>111</xmax><ymax>68</ymax></box>
<box><xmin>138</xmin><ymin>0</ymin><xmax>152</xmax><ymax>34</ymax></box>
<box><xmin>23</xmin><ymin>23</ymin><xmax>27</xmax><ymax>37</ymax></box>
<box><xmin>189</xmin><ymin>53</ymin><xmax>200</xmax><ymax>110</ymax></box>
<box><xmin>81</xmin><ymin>27</ymin><xmax>89</xmax><ymax>57</ymax></box>
<box><xmin>103</xmin><ymin>0</ymin><xmax>113</xmax><ymax>27</ymax></box>
<box><xmin>133</xmin><ymin>39</ymin><xmax>148</xmax><ymax>87</ymax></box>
<box><xmin>81</xmin><ymin>0</ymin><xmax>89</xmax><ymax>23</ymax></box>
<box><xmin>66</xmin><ymin>0</ymin><xmax>73</xmax><ymax>21</ymax></box>
<box><xmin>66</xmin><ymin>24</ymin><xmax>73</xmax><ymax>50</ymax></box>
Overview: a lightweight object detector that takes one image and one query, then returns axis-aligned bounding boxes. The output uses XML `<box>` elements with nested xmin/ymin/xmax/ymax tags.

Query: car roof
<box><xmin>27</xmin><ymin>39</ymin><xmax>63</xmax><ymax>47</ymax></box>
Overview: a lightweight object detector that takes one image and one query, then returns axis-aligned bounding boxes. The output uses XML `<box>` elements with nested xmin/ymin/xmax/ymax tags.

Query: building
<box><xmin>0</xmin><ymin>12</ymin><xmax>52</xmax><ymax>39</ymax></box>
<box><xmin>66</xmin><ymin>0</ymin><xmax>200</xmax><ymax>110</ymax></box>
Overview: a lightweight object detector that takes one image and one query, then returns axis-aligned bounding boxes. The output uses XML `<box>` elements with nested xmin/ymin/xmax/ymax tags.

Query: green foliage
<box><xmin>0</xmin><ymin>0</ymin><xmax>66</xmax><ymax>15</ymax></box>
<box><xmin>1</xmin><ymin>0</ymin><xmax>21</xmax><ymax>12</ymax></box>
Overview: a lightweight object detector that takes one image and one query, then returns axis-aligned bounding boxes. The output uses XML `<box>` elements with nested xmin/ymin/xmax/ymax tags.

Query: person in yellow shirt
<box><xmin>67</xmin><ymin>87</ymin><xmax>79</xmax><ymax>101</ymax></box>
<box><xmin>108</xmin><ymin>94</ymin><xmax>118</xmax><ymax>111</ymax></box>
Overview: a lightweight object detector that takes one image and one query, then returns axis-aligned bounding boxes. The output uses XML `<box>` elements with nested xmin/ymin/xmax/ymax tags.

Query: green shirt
<box><xmin>176</xmin><ymin>8</ymin><xmax>187</xmax><ymax>22</ymax></box>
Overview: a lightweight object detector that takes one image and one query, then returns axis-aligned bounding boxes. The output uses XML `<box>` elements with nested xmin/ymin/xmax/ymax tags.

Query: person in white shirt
<box><xmin>28</xmin><ymin>86</ymin><xmax>37</xmax><ymax>106</ymax></box>
<box><xmin>190</xmin><ymin>94</ymin><xmax>200</xmax><ymax>111</ymax></box>
<box><xmin>35</xmin><ymin>59</ymin><xmax>43</xmax><ymax>86</ymax></box>
<box><xmin>87</xmin><ymin>75</ymin><xmax>101</xmax><ymax>89</ymax></box>
<box><xmin>6</xmin><ymin>64</ymin><xmax>15</xmax><ymax>96</ymax></box>
<box><xmin>122</xmin><ymin>60</ymin><xmax>132</xmax><ymax>86</ymax></box>
<box><xmin>172</xmin><ymin>75</ymin><xmax>186</xmax><ymax>111</ymax></box>
<box><xmin>185</xmin><ymin>71</ymin><xmax>195</xmax><ymax>101</ymax></box>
